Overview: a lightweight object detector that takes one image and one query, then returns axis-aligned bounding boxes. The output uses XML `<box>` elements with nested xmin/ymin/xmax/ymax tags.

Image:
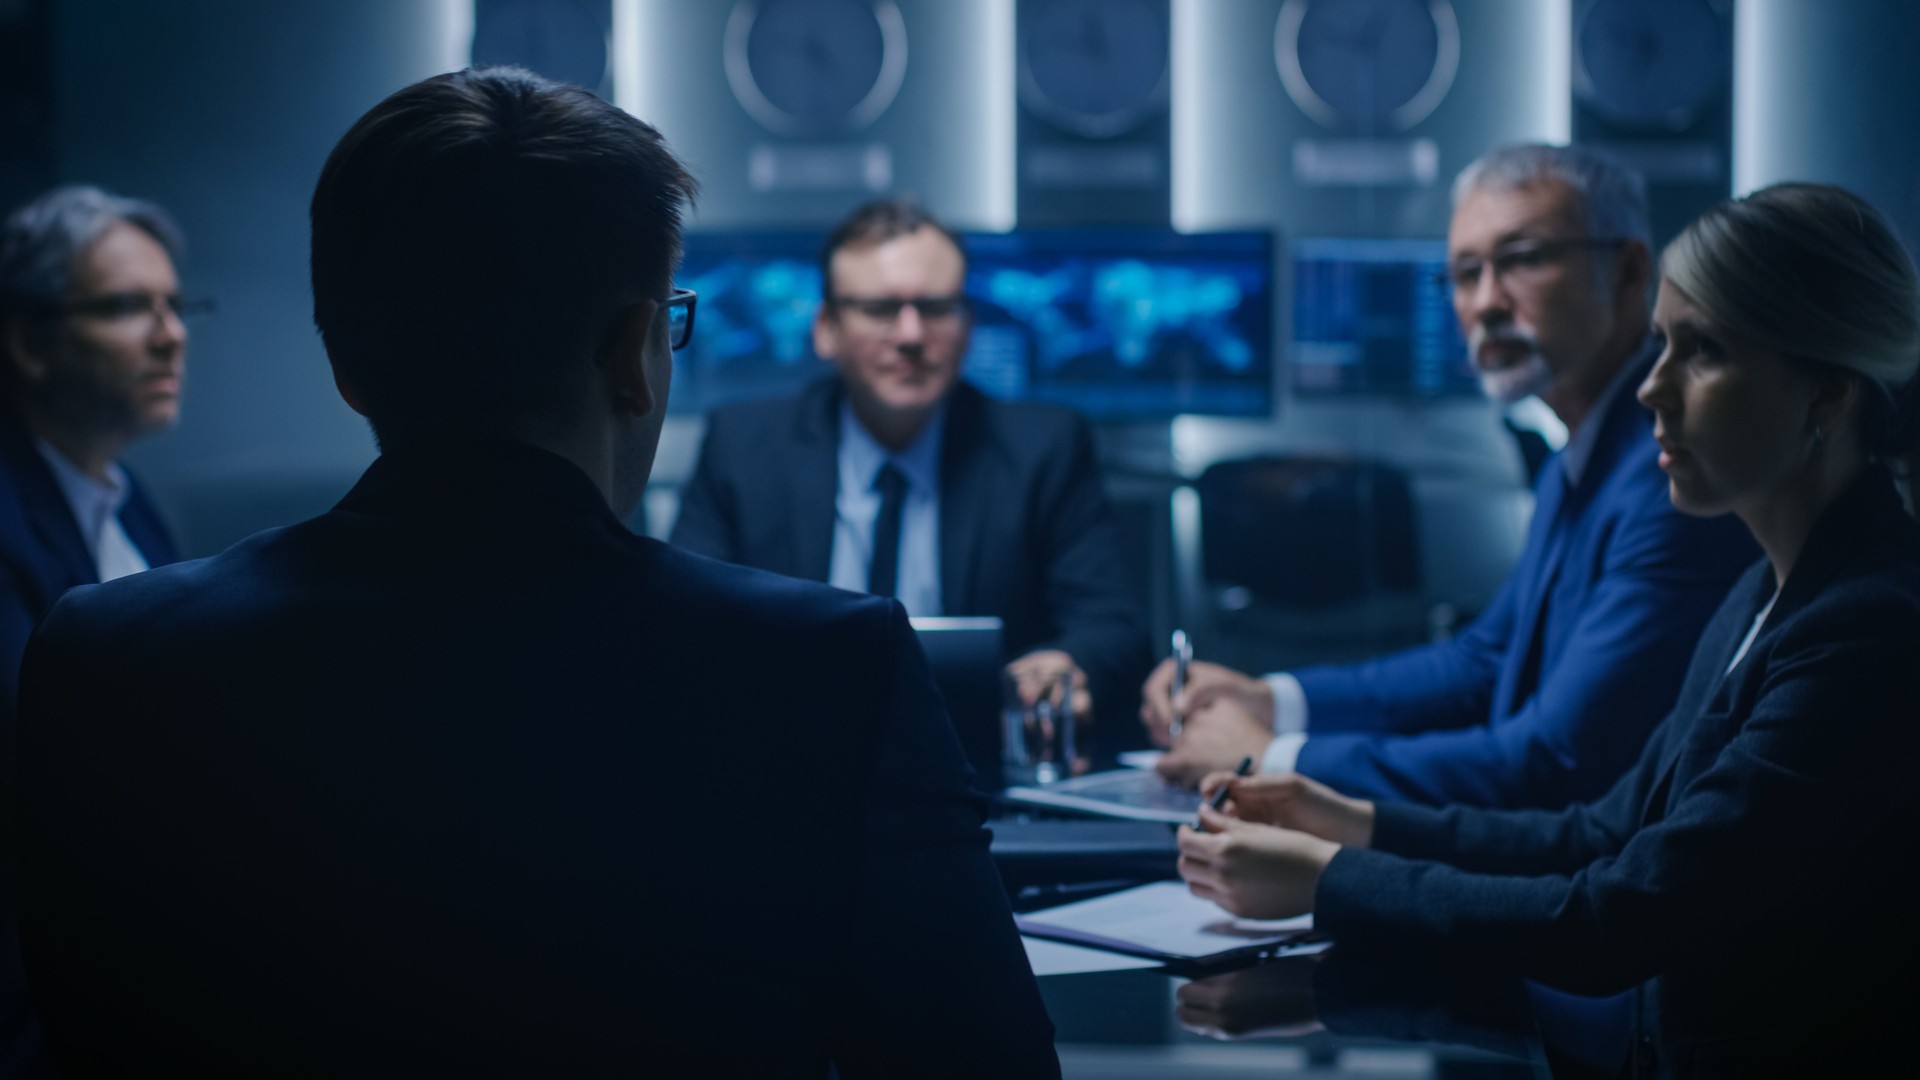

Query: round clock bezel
<box><xmin>1572</xmin><ymin>0</ymin><xmax>1729</xmax><ymax>132</ymax></box>
<box><xmin>1017</xmin><ymin>0</ymin><xmax>1172</xmax><ymax>140</ymax></box>
<box><xmin>1274</xmin><ymin>0</ymin><xmax>1461</xmax><ymax>132</ymax></box>
<box><xmin>723</xmin><ymin>0</ymin><xmax>909</xmax><ymax>136</ymax></box>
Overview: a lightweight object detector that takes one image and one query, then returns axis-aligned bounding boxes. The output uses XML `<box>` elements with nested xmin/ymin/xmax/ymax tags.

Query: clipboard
<box><xmin>1015</xmin><ymin>881</ymin><xmax>1325</xmax><ymax>968</ymax></box>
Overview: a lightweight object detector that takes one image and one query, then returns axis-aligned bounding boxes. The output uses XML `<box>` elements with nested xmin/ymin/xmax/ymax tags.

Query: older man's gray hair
<box><xmin>1452</xmin><ymin>143</ymin><xmax>1651</xmax><ymax>249</ymax></box>
<box><xmin>0</xmin><ymin>184</ymin><xmax>185</xmax><ymax>316</ymax></box>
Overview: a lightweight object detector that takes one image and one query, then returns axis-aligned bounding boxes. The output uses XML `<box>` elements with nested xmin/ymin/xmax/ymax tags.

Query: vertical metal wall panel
<box><xmin>627</xmin><ymin>0</ymin><xmax>1011</xmax><ymax>231</ymax></box>
<box><xmin>1735</xmin><ymin>0</ymin><xmax>1920</xmax><ymax>252</ymax></box>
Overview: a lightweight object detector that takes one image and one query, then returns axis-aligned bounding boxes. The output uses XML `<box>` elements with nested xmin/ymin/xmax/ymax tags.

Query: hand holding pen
<box><xmin>1192</xmin><ymin>755</ymin><xmax>1255</xmax><ymax>832</ymax></box>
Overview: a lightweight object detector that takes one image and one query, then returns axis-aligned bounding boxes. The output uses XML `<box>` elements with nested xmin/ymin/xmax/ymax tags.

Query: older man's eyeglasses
<box><xmin>829</xmin><ymin>294</ymin><xmax>970</xmax><ymax>329</ymax></box>
<box><xmin>666</xmin><ymin>287</ymin><xmax>697</xmax><ymax>350</ymax></box>
<box><xmin>1437</xmin><ymin>238</ymin><xmax>1627</xmax><ymax>294</ymax></box>
<box><xmin>47</xmin><ymin>291</ymin><xmax>216</xmax><ymax>325</ymax></box>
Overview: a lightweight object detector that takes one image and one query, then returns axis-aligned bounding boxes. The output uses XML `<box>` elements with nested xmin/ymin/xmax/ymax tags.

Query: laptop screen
<box><xmin>911</xmin><ymin>616</ymin><xmax>1005</xmax><ymax>792</ymax></box>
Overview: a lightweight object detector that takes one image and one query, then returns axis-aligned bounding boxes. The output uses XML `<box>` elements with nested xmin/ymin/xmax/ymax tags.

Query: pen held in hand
<box><xmin>1168</xmin><ymin>628</ymin><xmax>1192</xmax><ymax>739</ymax></box>
<box><xmin>1194</xmin><ymin>754</ymin><xmax>1255</xmax><ymax>831</ymax></box>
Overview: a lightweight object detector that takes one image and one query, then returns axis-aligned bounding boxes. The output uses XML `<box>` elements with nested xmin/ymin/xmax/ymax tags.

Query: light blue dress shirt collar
<box><xmin>34</xmin><ymin>438</ymin><xmax>149</xmax><ymax>581</ymax></box>
<box><xmin>828</xmin><ymin>398</ymin><xmax>946</xmax><ymax>616</ymax></box>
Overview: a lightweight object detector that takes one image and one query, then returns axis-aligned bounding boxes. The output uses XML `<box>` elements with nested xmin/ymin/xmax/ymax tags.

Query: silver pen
<box><xmin>1168</xmin><ymin>628</ymin><xmax>1192</xmax><ymax>740</ymax></box>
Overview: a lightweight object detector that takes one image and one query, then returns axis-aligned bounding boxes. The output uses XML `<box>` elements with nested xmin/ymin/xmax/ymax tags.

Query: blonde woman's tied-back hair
<box><xmin>1661</xmin><ymin>183</ymin><xmax>1920</xmax><ymax>511</ymax></box>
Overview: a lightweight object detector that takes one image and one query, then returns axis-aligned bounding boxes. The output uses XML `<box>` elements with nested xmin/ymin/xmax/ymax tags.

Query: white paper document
<box><xmin>1022</xmin><ymin>935</ymin><xmax>1164</xmax><ymax>976</ymax></box>
<box><xmin>1015</xmin><ymin>881</ymin><xmax>1319</xmax><ymax>965</ymax></box>
<box><xmin>1002</xmin><ymin>767</ymin><xmax>1201</xmax><ymax>824</ymax></box>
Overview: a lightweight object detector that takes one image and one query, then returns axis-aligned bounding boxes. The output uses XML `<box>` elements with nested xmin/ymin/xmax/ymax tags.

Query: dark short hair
<box><xmin>817</xmin><ymin>198</ymin><xmax>966</xmax><ymax>302</ymax></box>
<box><xmin>310</xmin><ymin>66</ymin><xmax>698</xmax><ymax>441</ymax></box>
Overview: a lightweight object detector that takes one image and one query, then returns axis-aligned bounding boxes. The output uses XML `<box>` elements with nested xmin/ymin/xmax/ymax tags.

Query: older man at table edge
<box><xmin>1144</xmin><ymin>143</ymin><xmax>1756</xmax><ymax>810</ymax></box>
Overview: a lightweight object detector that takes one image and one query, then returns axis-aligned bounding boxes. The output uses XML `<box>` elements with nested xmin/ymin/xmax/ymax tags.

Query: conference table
<box><xmin>993</xmin><ymin>808</ymin><xmax>1565</xmax><ymax>1078</ymax></box>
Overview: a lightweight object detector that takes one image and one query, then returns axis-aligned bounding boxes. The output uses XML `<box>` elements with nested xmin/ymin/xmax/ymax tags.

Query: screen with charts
<box><xmin>668</xmin><ymin>228</ymin><xmax>1277</xmax><ymax>419</ymax></box>
<box><xmin>1289</xmin><ymin>237</ymin><xmax>1477</xmax><ymax>399</ymax></box>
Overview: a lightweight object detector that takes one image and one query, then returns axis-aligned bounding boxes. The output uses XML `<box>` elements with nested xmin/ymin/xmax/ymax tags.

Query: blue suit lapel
<box><xmin>0</xmin><ymin>424</ymin><xmax>97</xmax><ymax>593</ymax></box>
<box><xmin>937</xmin><ymin>386</ymin><xmax>993</xmax><ymax>616</ymax></box>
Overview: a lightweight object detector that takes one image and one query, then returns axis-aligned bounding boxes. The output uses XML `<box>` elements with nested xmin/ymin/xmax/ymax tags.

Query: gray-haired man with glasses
<box><xmin>0</xmin><ymin>182</ymin><xmax>197</xmax><ymax>1078</ymax></box>
<box><xmin>1144</xmin><ymin>143</ymin><xmax>1757</xmax><ymax>812</ymax></box>
<box><xmin>1</xmin><ymin>185</ymin><xmax>194</xmax><ymax>713</ymax></box>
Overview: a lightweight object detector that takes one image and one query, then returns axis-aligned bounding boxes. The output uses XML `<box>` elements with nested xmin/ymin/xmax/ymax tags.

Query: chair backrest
<box><xmin>1194</xmin><ymin>455</ymin><xmax>1420</xmax><ymax>607</ymax></box>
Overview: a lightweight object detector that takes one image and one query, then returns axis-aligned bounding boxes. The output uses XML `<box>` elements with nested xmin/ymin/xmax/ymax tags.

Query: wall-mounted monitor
<box><xmin>669</xmin><ymin>228</ymin><xmax>1277</xmax><ymax>420</ymax></box>
<box><xmin>1289</xmin><ymin>237</ymin><xmax>1475</xmax><ymax>399</ymax></box>
<box><xmin>965</xmin><ymin>229</ymin><xmax>1274</xmax><ymax>420</ymax></box>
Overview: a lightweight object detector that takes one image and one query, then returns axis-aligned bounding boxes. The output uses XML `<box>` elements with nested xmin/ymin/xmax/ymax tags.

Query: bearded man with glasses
<box><xmin>1143</xmin><ymin>143</ymin><xmax>1757</xmax><ymax>813</ymax></box>
<box><xmin>674</xmin><ymin>198</ymin><xmax>1151</xmax><ymax>745</ymax></box>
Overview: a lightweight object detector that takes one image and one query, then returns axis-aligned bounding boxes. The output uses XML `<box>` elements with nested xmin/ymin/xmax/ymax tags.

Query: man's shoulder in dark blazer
<box><xmin>15</xmin><ymin>439</ymin><xmax>1058</xmax><ymax>1078</ymax></box>
<box><xmin>672</xmin><ymin>376</ymin><xmax>1152</xmax><ymax>729</ymax></box>
<box><xmin>0</xmin><ymin>416</ymin><xmax>176</xmax><ymax>738</ymax></box>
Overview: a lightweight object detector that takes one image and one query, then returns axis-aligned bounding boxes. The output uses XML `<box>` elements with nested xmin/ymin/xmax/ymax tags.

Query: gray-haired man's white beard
<box><xmin>1469</xmin><ymin>326</ymin><xmax>1556</xmax><ymax>405</ymax></box>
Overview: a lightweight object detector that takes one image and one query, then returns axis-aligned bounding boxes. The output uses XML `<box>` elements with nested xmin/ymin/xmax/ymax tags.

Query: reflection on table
<box><xmin>1032</xmin><ymin>950</ymin><xmax>1552</xmax><ymax>1079</ymax></box>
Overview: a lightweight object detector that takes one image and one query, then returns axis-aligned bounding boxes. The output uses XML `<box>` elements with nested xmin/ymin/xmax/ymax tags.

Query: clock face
<box><xmin>724</xmin><ymin>0</ymin><xmax>908</xmax><ymax>136</ymax></box>
<box><xmin>1575</xmin><ymin>0</ymin><xmax>1728</xmax><ymax>131</ymax></box>
<box><xmin>1276</xmin><ymin>0</ymin><xmax>1460</xmax><ymax>132</ymax></box>
<box><xmin>1019</xmin><ymin>0</ymin><xmax>1169</xmax><ymax>139</ymax></box>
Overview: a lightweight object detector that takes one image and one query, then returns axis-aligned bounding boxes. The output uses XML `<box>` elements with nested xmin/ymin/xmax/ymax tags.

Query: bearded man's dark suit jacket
<box><xmin>1</xmin><ymin>414</ymin><xmax>175</xmax><ymax>1080</ymax></box>
<box><xmin>671</xmin><ymin>377</ymin><xmax>1152</xmax><ymax>736</ymax></box>
<box><xmin>1317</xmin><ymin>469</ymin><xmax>1920</xmax><ymax>1076</ymax></box>
<box><xmin>0</xmin><ymin>415</ymin><xmax>177</xmax><ymax>738</ymax></box>
<box><xmin>15</xmin><ymin>439</ymin><xmax>1060</xmax><ymax>1078</ymax></box>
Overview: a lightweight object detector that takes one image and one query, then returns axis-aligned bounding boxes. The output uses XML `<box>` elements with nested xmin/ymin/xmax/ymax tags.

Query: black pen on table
<box><xmin>1193</xmin><ymin>754</ymin><xmax>1255</xmax><ymax>831</ymax></box>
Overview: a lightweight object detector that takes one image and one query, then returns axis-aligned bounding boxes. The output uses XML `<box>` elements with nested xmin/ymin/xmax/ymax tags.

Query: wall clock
<box><xmin>724</xmin><ymin>0</ymin><xmax>908</xmax><ymax>136</ymax></box>
<box><xmin>1019</xmin><ymin>0</ymin><xmax>1169</xmax><ymax>140</ymax></box>
<box><xmin>1575</xmin><ymin>0</ymin><xmax>1728</xmax><ymax>131</ymax></box>
<box><xmin>1275</xmin><ymin>0</ymin><xmax>1459</xmax><ymax>132</ymax></box>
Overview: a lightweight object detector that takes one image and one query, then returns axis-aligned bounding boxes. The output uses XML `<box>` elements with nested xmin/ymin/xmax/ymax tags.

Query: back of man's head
<box><xmin>310</xmin><ymin>67</ymin><xmax>697</xmax><ymax>444</ymax></box>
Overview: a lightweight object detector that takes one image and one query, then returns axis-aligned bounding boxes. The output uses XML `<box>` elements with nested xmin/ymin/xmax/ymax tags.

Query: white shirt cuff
<box><xmin>1264</xmin><ymin>673</ymin><xmax>1309</xmax><ymax>735</ymax></box>
<box><xmin>1261</xmin><ymin>732</ymin><xmax>1308</xmax><ymax>775</ymax></box>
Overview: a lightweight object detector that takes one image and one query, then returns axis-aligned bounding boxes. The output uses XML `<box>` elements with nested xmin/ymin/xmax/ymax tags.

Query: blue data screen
<box><xmin>1289</xmin><ymin>237</ymin><xmax>1476</xmax><ymax>399</ymax></box>
<box><xmin>668</xmin><ymin>229</ymin><xmax>1277</xmax><ymax>419</ymax></box>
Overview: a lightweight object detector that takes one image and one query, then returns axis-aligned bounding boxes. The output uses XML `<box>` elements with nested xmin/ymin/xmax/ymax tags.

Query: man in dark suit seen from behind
<box><xmin>672</xmin><ymin>199</ymin><xmax>1151</xmax><ymax>739</ymax></box>
<box><xmin>0</xmin><ymin>184</ymin><xmax>191</xmax><ymax>1079</ymax></box>
<box><xmin>15</xmin><ymin>67</ymin><xmax>1059</xmax><ymax>1078</ymax></box>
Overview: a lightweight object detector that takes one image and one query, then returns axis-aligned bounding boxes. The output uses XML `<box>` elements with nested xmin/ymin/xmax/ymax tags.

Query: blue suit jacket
<box><xmin>1293</xmin><ymin>359</ymin><xmax>1757</xmax><ymax>808</ymax></box>
<box><xmin>1318</xmin><ymin>468</ymin><xmax>1920</xmax><ymax>1074</ymax></box>
<box><xmin>15</xmin><ymin>439</ymin><xmax>1059</xmax><ymax>1078</ymax></box>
